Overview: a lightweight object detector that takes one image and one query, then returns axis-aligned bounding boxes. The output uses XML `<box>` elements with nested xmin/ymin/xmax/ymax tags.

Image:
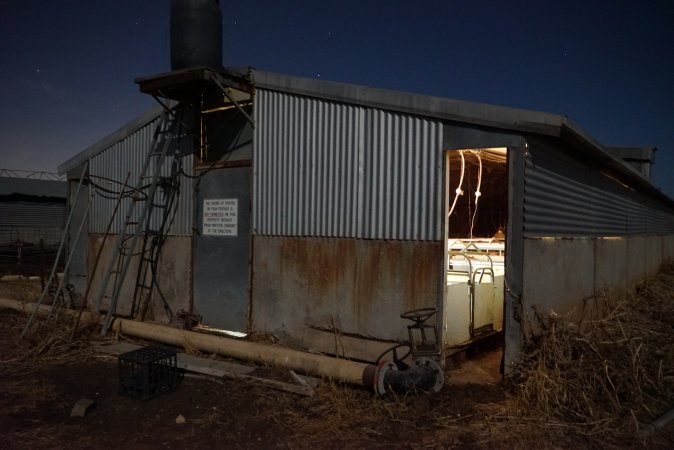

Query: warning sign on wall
<box><xmin>203</xmin><ymin>198</ymin><xmax>238</xmax><ymax>236</ymax></box>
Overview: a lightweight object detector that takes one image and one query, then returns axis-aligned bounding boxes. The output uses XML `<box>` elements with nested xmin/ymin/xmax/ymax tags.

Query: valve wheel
<box><xmin>400</xmin><ymin>307</ymin><xmax>437</xmax><ymax>324</ymax></box>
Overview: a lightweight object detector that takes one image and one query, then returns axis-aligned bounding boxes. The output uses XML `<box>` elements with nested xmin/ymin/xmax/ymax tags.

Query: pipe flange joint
<box><xmin>413</xmin><ymin>357</ymin><xmax>445</xmax><ymax>393</ymax></box>
<box><xmin>373</xmin><ymin>360</ymin><xmax>398</xmax><ymax>396</ymax></box>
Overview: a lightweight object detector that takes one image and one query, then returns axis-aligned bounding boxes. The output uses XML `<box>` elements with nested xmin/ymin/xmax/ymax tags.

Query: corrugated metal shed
<box><xmin>59</xmin><ymin>67</ymin><xmax>674</xmax><ymax>240</ymax></box>
<box><xmin>0</xmin><ymin>177</ymin><xmax>66</xmax><ymax>247</ymax></box>
<box><xmin>0</xmin><ymin>202</ymin><xmax>65</xmax><ymax>228</ymax></box>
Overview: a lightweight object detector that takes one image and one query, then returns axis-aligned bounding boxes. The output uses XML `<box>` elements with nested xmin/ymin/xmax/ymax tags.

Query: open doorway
<box><xmin>443</xmin><ymin>148</ymin><xmax>508</xmax><ymax>353</ymax></box>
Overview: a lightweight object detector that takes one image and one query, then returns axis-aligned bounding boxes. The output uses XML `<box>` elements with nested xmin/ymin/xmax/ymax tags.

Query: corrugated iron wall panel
<box><xmin>254</xmin><ymin>90</ymin><xmax>365</xmax><ymax>238</ymax></box>
<box><xmin>254</xmin><ymin>89</ymin><xmax>443</xmax><ymax>240</ymax></box>
<box><xmin>524</xmin><ymin>139</ymin><xmax>674</xmax><ymax>236</ymax></box>
<box><xmin>88</xmin><ymin>115</ymin><xmax>194</xmax><ymax>236</ymax></box>
<box><xmin>364</xmin><ymin>109</ymin><xmax>443</xmax><ymax>240</ymax></box>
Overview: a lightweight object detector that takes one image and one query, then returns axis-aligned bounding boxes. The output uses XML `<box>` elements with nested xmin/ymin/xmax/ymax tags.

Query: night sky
<box><xmin>1</xmin><ymin>0</ymin><xmax>673</xmax><ymax>197</ymax></box>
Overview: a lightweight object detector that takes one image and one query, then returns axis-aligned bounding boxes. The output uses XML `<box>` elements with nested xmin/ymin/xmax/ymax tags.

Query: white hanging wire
<box><xmin>469</xmin><ymin>151</ymin><xmax>483</xmax><ymax>239</ymax></box>
<box><xmin>447</xmin><ymin>150</ymin><xmax>465</xmax><ymax>219</ymax></box>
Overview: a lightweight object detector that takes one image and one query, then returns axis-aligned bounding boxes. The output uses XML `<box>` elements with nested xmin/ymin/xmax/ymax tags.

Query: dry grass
<box><xmin>0</xmin><ymin>295</ymin><xmax>105</xmax><ymax>375</ymax></box>
<box><xmin>2</xmin><ymin>266</ymin><xmax>674</xmax><ymax>448</ymax></box>
<box><xmin>509</xmin><ymin>263</ymin><xmax>674</xmax><ymax>442</ymax></box>
<box><xmin>0</xmin><ymin>279</ymin><xmax>42</xmax><ymax>303</ymax></box>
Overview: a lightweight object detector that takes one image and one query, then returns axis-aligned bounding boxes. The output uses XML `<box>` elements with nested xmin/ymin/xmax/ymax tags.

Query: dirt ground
<box><xmin>1</xmin><ymin>278</ymin><xmax>673</xmax><ymax>449</ymax></box>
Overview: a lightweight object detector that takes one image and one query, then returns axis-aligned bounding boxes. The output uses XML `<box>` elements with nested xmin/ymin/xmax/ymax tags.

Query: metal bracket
<box><xmin>206</xmin><ymin>69</ymin><xmax>255</xmax><ymax>127</ymax></box>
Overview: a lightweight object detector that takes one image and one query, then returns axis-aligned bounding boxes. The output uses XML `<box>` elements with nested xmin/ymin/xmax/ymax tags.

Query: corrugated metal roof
<box><xmin>245</xmin><ymin>68</ymin><xmax>673</xmax><ymax>207</ymax></box>
<box><xmin>248</xmin><ymin>69</ymin><xmax>565</xmax><ymax>136</ymax></box>
<box><xmin>0</xmin><ymin>177</ymin><xmax>67</xmax><ymax>198</ymax></box>
<box><xmin>58</xmin><ymin>105</ymin><xmax>165</xmax><ymax>175</ymax></box>
<box><xmin>59</xmin><ymin>67</ymin><xmax>674</xmax><ymax>208</ymax></box>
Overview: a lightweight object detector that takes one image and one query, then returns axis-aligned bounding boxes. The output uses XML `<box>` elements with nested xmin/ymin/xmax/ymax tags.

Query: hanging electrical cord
<box><xmin>447</xmin><ymin>150</ymin><xmax>466</xmax><ymax>219</ymax></box>
<box><xmin>87</xmin><ymin>174</ymin><xmax>150</xmax><ymax>200</ymax></box>
<box><xmin>141</xmin><ymin>132</ymin><xmax>187</xmax><ymax>322</ymax></box>
<box><xmin>469</xmin><ymin>151</ymin><xmax>483</xmax><ymax>239</ymax></box>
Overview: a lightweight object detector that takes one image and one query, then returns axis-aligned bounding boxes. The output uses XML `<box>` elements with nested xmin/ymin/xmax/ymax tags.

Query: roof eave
<box><xmin>559</xmin><ymin>120</ymin><xmax>674</xmax><ymax>206</ymax></box>
<box><xmin>57</xmin><ymin>105</ymin><xmax>165</xmax><ymax>176</ymax></box>
<box><xmin>249</xmin><ymin>69</ymin><xmax>566</xmax><ymax>137</ymax></box>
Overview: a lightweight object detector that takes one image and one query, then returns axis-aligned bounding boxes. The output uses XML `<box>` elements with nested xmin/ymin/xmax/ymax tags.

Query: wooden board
<box><xmin>302</xmin><ymin>327</ymin><xmax>399</xmax><ymax>363</ymax></box>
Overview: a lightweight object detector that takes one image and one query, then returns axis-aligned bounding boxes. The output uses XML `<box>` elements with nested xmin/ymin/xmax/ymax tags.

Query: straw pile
<box><xmin>0</xmin><ymin>280</ymin><xmax>102</xmax><ymax>374</ymax></box>
<box><xmin>510</xmin><ymin>263</ymin><xmax>674</xmax><ymax>439</ymax></box>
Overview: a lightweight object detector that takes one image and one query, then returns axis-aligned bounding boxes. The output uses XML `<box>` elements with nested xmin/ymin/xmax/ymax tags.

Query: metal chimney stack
<box><xmin>170</xmin><ymin>0</ymin><xmax>223</xmax><ymax>70</ymax></box>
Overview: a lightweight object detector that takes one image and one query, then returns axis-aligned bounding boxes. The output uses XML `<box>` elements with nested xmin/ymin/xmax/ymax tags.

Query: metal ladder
<box><xmin>94</xmin><ymin>109</ymin><xmax>180</xmax><ymax>334</ymax></box>
<box><xmin>130</xmin><ymin>167</ymin><xmax>177</xmax><ymax>322</ymax></box>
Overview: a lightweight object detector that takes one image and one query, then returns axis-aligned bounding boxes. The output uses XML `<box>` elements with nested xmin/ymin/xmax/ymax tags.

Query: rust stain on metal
<box><xmin>404</xmin><ymin>242</ymin><xmax>442</xmax><ymax>311</ymax></box>
<box><xmin>281</xmin><ymin>237</ymin><xmax>356</xmax><ymax>299</ymax></box>
<box><xmin>265</xmin><ymin>237</ymin><xmax>442</xmax><ymax>339</ymax></box>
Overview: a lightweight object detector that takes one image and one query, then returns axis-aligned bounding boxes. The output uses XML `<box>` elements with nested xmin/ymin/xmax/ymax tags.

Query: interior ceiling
<box><xmin>457</xmin><ymin>148</ymin><xmax>507</xmax><ymax>164</ymax></box>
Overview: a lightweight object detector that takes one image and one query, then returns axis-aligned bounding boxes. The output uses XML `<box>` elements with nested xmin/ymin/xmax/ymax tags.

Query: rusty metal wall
<box><xmin>251</xmin><ymin>236</ymin><xmax>443</xmax><ymax>342</ymax></box>
<box><xmin>253</xmin><ymin>89</ymin><xmax>443</xmax><ymax>240</ymax></box>
<box><xmin>88</xmin><ymin>114</ymin><xmax>194</xmax><ymax>236</ymax></box>
<box><xmin>524</xmin><ymin>137</ymin><xmax>674</xmax><ymax>237</ymax></box>
<box><xmin>87</xmin><ymin>233</ymin><xmax>192</xmax><ymax>320</ymax></box>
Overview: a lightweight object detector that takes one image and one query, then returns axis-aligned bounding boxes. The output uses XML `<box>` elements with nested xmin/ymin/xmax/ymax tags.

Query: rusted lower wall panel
<box><xmin>86</xmin><ymin>234</ymin><xmax>192</xmax><ymax>322</ymax></box>
<box><xmin>251</xmin><ymin>236</ymin><xmax>442</xmax><ymax>342</ymax></box>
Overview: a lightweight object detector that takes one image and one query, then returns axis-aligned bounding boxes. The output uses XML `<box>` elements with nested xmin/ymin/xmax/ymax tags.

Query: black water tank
<box><xmin>170</xmin><ymin>0</ymin><xmax>223</xmax><ymax>70</ymax></box>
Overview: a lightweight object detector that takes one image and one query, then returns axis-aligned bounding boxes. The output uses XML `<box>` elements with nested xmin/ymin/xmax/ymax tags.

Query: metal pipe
<box><xmin>363</xmin><ymin>358</ymin><xmax>444</xmax><ymax>396</ymax></box>
<box><xmin>3</xmin><ymin>298</ymin><xmax>444</xmax><ymax>394</ymax></box>
<box><xmin>4</xmin><ymin>298</ymin><xmax>367</xmax><ymax>385</ymax></box>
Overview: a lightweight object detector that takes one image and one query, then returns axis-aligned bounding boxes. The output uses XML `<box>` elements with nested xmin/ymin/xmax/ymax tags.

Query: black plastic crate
<box><xmin>118</xmin><ymin>346</ymin><xmax>183</xmax><ymax>400</ymax></box>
